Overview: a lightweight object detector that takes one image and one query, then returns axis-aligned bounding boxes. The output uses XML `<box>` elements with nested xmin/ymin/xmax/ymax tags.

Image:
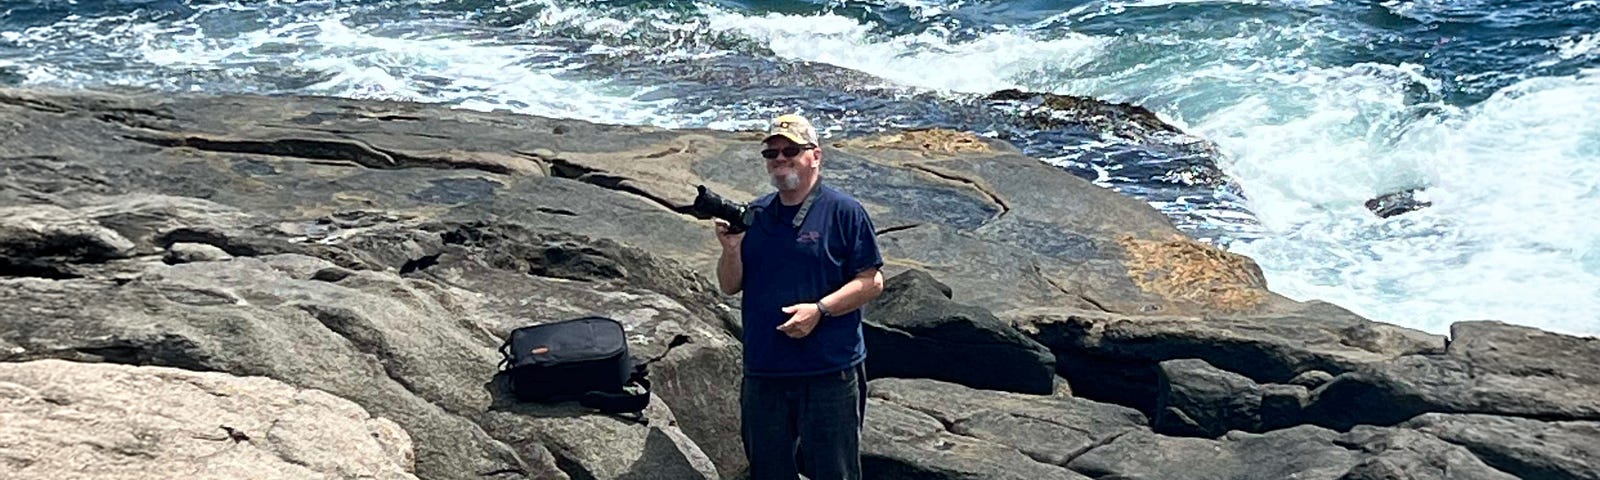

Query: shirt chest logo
<box><xmin>796</xmin><ymin>231</ymin><xmax>821</xmax><ymax>244</ymax></box>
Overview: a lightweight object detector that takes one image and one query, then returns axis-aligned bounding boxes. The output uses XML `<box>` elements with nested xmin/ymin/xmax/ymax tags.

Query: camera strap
<box><xmin>791</xmin><ymin>181</ymin><xmax>823</xmax><ymax>229</ymax></box>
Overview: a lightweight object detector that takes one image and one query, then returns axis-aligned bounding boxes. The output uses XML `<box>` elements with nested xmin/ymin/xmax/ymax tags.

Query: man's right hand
<box><xmin>714</xmin><ymin>219</ymin><xmax>744</xmax><ymax>252</ymax></box>
<box><xmin>714</xmin><ymin>219</ymin><xmax>745</xmax><ymax>295</ymax></box>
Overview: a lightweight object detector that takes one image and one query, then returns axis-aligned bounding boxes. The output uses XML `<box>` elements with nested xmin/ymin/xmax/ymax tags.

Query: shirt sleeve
<box><xmin>843</xmin><ymin>203</ymin><xmax>884</xmax><ymax>278</ymax></box>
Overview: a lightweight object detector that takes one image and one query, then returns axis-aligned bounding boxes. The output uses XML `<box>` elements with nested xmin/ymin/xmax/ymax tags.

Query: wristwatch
<box><xmin>815</xmin><ymin>301</ymin><xmax>833</xmax><ymax>317</ymax></box>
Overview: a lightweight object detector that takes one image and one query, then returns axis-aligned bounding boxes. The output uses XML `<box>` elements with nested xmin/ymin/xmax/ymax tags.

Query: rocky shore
<box><xmin>1</xmin><ymin>86</ymin><xmax>1596</xmax><ymax>480</ymax></box>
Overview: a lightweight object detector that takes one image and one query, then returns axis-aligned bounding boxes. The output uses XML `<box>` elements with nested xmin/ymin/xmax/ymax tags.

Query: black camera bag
<box><xmin>498</xmin><ymin>316</ymin><xmax>650</xmax><ymax>415</ymax></box>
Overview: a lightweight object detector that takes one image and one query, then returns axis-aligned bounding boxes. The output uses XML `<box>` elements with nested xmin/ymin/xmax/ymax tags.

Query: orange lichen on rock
<box><xmin>845</xmin><ymin>128</ymin><xmax>993</xmax><ymax>156</ymax></box>
<box><xmin>1117</xmin><ymin>233</ymin><xmax>1267</xmax><ymax>312</ymax></box>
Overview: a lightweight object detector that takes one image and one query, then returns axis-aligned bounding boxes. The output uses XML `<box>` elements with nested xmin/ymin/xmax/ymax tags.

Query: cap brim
<box><xmin>763</xmin><ymin>133</ymin><xmax>809</xmax><ymax>145</ymax></box>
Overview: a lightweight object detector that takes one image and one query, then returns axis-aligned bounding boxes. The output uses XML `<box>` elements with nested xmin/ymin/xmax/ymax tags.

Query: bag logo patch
<box><xmin>531</xmin><ymin>346</ymin><xmax>550</xmax><ymax>355</ymax></box>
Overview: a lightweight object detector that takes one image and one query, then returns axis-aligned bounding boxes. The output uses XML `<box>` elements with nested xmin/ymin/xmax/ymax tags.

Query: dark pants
<box><xmin>740</xmin><ymin>363</ymin><xmax>867</xmax><ymax>480</ymax></box>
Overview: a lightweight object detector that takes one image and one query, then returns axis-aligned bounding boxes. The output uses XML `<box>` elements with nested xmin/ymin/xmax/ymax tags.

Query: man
<box><xmin>714</xmin><ymin>113</ymin><xmax>885</xmax><ymax>480</ymax></box>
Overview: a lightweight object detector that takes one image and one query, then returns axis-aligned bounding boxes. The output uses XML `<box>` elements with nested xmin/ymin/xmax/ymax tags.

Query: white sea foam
<box><xmin>1228</xmin><ymin>72</ymin><xmax>1600</xmax><ymax>336</ymax></box>
<box><xmin>6</xmin><ymin>1</ymin><xmax>684</xmax><ymax>126</ymax></box>
<box><xmin>701</xmin><ymin>7</ymin><xmax>1106</xmax><ymax>95</ymax></box>
<box><xmin>1549</xmin><ymin>32</ymin><xmax>1600</xmax><ymax>64</ymax></box>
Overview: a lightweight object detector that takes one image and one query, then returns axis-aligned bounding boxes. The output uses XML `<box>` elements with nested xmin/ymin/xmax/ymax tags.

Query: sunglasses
<box><xmin>760</xmin><ymin>144</ymin><xmax>815</xmax><ymax>160</ymax></box>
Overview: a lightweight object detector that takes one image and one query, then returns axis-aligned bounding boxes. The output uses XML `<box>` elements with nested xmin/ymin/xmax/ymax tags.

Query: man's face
<box><xmin>764</xmin><ymin>137</ymin><xmax>818</xmax><ymax>191</ymax></box>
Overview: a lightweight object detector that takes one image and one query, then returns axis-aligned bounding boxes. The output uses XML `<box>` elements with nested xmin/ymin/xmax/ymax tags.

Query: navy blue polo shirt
<box><xmin>740</xmin><ymin>184</ymin><xmax>883</xmax><ymax>377</ymax></box>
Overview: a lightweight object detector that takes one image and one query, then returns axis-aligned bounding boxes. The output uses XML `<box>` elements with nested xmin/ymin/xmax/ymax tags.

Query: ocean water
<box><xmin>2</xmin><ymin>0</ymin><xmax>1596</xmax><ymax>336</ymax></box>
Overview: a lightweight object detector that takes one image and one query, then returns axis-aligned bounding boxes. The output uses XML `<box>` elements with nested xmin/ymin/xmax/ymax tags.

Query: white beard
<box><xmin>770</xmin><ymin>172</ymin><xmax>802</xmax><ymax>191</ymax></box>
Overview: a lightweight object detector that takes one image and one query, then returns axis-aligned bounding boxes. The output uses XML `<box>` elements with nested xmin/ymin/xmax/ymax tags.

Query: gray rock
<box><xmin>864</xmin><ymin>269</ymin><xmax>1057</xmax><ymax>394</ymax></box>
<box><xmin>0</xmin><ymin>256</ymin><xmax>553</xmax><ymax>480</ymax></box>
<box><xmin>850</xmin><ymin>154</ymin><xmax>1238</xmax><ymax>317</ymax></box>
<box><xmin>1305</xmin><ymin>321</ymin><xmax>1600</xmax><ymax>429</ymax></box>
<box><xmin>4</xmin><ymin>85</ymin><xmax>1596</xmax><ymax>480</ymax></box>
<box><xmin>1</xmin><ymin>205</ymin><xmax>136</xmax><ymax>278</ymax></box>
<box><xmin>1022</xmin><ymin>301</ymin><xmax>1443</xmax><ymax>416</ymax></box>
<box><xmin>1069</xmin><ymin>426</ymin><xmax>1355</xmax><ymax>479</ymax></box>
<box><xmin>166</xmin><ymin>241</ymin><xmax>232</xmax><ymax>263</ymax></box>
<box><xmin>1401</xmin><ymin>413</ymin><xmax>1600</xmax><ymax>480</ymax></box>
<box><xmin>0</xmin><ymin>84</ymin><xmax>1285</xmax><ymax>330</ymax></box>
<box><xmin>1335</xmin><ymin>426</ymin><xmax>1518</xmax><ymax>480</ymax></box>
<box><xmin>78</xmin><ymin>194</ymin><xmax>255</xmax><ymax>255</ymax></box>
<box><xmin>1068</xmin><ymin>425</ymin><xmax>1514</xmax><ymax>480</ymax></box>
<box><xmin>1289</xmin><ymin>370</ymin><xmax>1335</xmax><ymax>389</ymax></box>
<box><xmin>1153</xmin><ymin>359</ymin><xmax>1262</xmax><ymax>437</ymax></box>
<box><xmin>482</xmin><ymin>396</ymin><xmax>718</xmax><ymax>480</ymax></box>
<box><xmin>862</xmin><ymin>399</ymin><xmax>1093</xmax><ymax>480</ymax></box>
<box><xmin>983</xmin><ymin>90</ymin><xmax>1196</xmax><ymax>146</ymax></box>
<box><xmin>405</xmin><ymin>223</ymin><xmax>746</xmax><ymax>479</ymax></box>
<box><xmin>868</xmin><ymin>378</ymin><xmax>1146</xmax><ymax>467</ymax></box>
<box><xmin>0</xmin><ymin>223</ymin><xmax>735</xmax><ymax>480</ymax></box>
<box><xmin>1260</xmin><ymin>384</ymin><xmax>1309</xmax><ymax>431</ymax></box>
<box><xmin>0</xmin><ymin>85</ymin><xmax>1207</xmax><ymax>480</ymax></box>
<box><xmin>0</xmin><ymin>359</ymin><xmax>418</xmax><ymax>480</ymax></box>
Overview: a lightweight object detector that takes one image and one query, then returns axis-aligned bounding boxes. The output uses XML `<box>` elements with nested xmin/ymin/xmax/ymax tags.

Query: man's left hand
<box><xmin>777</xmin><ymin>303</ymin><xmax>822</xmax><ymax>338</ymax></box>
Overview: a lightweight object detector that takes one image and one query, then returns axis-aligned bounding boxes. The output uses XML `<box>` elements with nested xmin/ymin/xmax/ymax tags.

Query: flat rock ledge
<box><xmin>2</xmin><ymin>87</ymin><xmax>1596</xmax><ymax>480</ymax></box>
<box><xmin>0</xmin><ymin>359</ymin><xmax>418</xmax><ymax>480</ymax></box>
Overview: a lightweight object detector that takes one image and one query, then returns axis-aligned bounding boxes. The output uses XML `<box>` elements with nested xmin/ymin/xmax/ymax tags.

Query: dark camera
<box><xmin>692</xmin><ymin>185</ymin><xmax>754</xmax><ymax>233</ymax></box>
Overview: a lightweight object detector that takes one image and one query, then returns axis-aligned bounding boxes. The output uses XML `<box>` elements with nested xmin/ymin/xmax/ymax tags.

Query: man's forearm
<box><xmin>717</xmin><ymin>250</ymin><xmax>743</xmax><ymax>295</ymax></box>
<box><xmin>820</xmin><ymin>269</ymin><xmax>884</xmax><ymax>315</ymax></box>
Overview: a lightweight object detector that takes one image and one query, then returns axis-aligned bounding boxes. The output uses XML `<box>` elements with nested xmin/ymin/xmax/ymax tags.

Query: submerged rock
<box><xmin>1365</xmin><ymin>188</ymin><xmax>1432</xmax><ymax>218</ymax></box>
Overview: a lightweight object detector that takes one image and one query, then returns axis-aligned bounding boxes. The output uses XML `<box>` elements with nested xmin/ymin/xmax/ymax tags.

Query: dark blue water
<box><xmin>3</xmin><ymin>0</ymin><xmax>1593</xmax><ymax>93</ymax></box>
<box><xmin>3</xmin><ymin>0</ymin><xmax>1598</xmax><ymax>335</ymax></box>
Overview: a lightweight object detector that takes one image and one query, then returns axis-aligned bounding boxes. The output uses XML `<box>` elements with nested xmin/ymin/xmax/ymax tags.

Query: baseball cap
<box><xmin>764</xmin><ymin>114</ymin><xmax>819</xmax><ymax>146</ymax></box>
